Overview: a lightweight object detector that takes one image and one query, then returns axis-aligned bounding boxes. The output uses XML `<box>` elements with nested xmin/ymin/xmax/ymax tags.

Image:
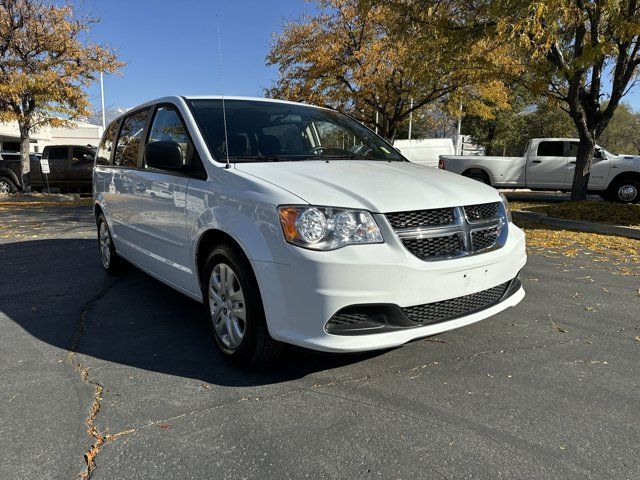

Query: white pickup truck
<box><xmin>439</xmin><ymin>138</ymin><xmax>640</xmax><ymax>203</ymax></box>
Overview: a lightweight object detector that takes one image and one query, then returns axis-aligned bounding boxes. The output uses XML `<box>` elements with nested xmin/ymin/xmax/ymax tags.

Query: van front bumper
<box><xmin>252</xmin><ymin>223</ymin><xmax>526</xmax><ymax>353</ymax></box>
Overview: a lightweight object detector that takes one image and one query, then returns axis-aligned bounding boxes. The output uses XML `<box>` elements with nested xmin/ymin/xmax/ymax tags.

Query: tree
<box><xmin>597</xmin><ymin>103</ymin><xmax>640</xmax><ymax>154</ymax></box>
<box><xmin>0</xmin><ymin>0</ymin><xmax>123</xmax><ymax>191</ymax></box>
<box><xmin>266</xmin><ymin>0</ymin><xmax>511</xmax><ymax>141</ymax></box>
<box><xmin>464</xmin><ymin>96</ymin><xmax>577</xmax><ymax>156</ymax></box>
<box><xmin>483</xmin><ymin>0</ymin><xmax>640</xmax><ymax>200</ymax></box>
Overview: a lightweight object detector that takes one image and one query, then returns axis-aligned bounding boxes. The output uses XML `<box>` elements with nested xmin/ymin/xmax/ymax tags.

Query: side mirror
<box><xmin>594</xmin><ymin>148</ymin><xmax>604</xmax><ymax>159</ymax></box>
<box><xmin>82</xmin><ymin>153</ymin><xmax>94</xmax><ymax>162</ymax></box>
<box><xmin>145</xmin><ymin>141</ymin><xmax>183</xmax><ymax>171</ymax></box>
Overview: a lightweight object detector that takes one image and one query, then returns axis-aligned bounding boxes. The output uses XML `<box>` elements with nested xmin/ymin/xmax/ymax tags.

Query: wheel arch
<box><xmin>0</xmin><ymin>168</ymin><xmax>21</xmax><ymax>189</ymax></box>
<box><xmin>461</xmin><ymin>167</ymin><xmax>493</xmax><ymax>185</ymax></box>
<box><xmin>608</xmin><ymin>170</ymin><xmax>640</xmax><ymax>188</ymax></box>
<box><xmin>195</xmin><ymin>229</ymin><xmax>254</xmax><ymax>295</ymax></box>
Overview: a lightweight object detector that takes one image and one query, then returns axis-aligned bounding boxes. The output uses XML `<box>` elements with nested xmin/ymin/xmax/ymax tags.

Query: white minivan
<box><xmin>93</xmin><ymin>96</ymin><xmax>526</xmax><ymax>364</ymax></box>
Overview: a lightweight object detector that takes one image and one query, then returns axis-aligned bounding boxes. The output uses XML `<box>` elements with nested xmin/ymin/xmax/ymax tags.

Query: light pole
<box><xmin>100</xmin><ymin>71</ymin><xmax>106</xmax><ymax>130</ymax></box>
<box><xmin>408</xmin><ymin>98</ymin><xmax>413</xmax><ymax>140</ymax></box>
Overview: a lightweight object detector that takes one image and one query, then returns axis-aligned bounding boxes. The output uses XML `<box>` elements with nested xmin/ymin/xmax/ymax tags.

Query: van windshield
<box><xmin>187</xmin><ymin>99</ymin><xmax>404</xmax><ymax>163</ymax></box>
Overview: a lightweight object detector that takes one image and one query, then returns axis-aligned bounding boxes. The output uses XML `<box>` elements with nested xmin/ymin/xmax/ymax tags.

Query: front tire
<box><xmin>606</xmin><ymin>178</ymin><xmax>640</xmax><ymax>203</ymax></box>
<box><xmin>0</xmin><ymin>177</ymin><xmax>17</xmax><ymax>194</ymax></box>
<box><xmin>202</xmin><ymin>245</ymin><xmax>282</xmax><ymax>365</ymax></box>
<box><xmin>97</xmin><ymin>213</ymin><xmax>129</xmax><ymax>274</ymax></box>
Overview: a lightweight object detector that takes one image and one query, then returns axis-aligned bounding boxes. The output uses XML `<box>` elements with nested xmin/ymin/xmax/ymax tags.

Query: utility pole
<box><xmin>456</xmin><ymin>102</ymin><xmax>463</xmax><ymax>155</ymax></box>
<box><xmin>100</xmin><ymin>72</ymin><xmax>106</xmax><ymax>130</ymax></box>
<box><xmin>408</xmin><ymin>98</ymin><xmax>413</xmax><ymax>140</ymax></box>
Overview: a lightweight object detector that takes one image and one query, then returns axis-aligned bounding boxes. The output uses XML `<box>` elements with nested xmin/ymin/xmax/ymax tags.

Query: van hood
<box><xmin>235</xmin><ymin>160</ymin><xmax>500</xmax><ymax>212</ymax></box>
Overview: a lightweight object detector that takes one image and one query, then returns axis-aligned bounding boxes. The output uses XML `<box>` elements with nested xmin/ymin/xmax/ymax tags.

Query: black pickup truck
<box><xmin>0</xmin><ymin>145</ymin><xmax>96</xmax><ymax>194</ymax></box>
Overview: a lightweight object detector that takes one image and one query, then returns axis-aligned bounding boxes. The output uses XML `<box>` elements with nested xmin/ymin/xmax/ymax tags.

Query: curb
<box><xmin>0</xmin><ymin>193</ymin><xmax>82</xmax><ymax>204</ymax></box>
<box><xmin>513</xmin><ymin>210</ymin><xmax>640</xmax><ymax>240</ymax></box>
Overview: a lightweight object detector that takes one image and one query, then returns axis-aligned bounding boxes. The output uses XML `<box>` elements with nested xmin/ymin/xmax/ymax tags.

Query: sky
<box><xmin>81</xmin><ymin>0</ymin><xmax>640</xmax><ymax>116</ymax></box>
<box><xmin>83</xmin><ymin>0</ymin><xmax>314</xmax><ymax>113</ymax></box>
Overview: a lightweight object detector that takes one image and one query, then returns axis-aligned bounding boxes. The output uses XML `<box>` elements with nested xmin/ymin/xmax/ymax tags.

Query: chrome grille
<box><xmin>403</xmin><ymin>282</ymin><xmax>510</xmax><ymax>324</ymax></box>
<box><xmin>402</xmin><ymin>235</ymin><xmax>465</xmax><ymax>260</ymax></box>
<box><xmin>471</xmin><ymin>225</ymin><xmax>501</xmax><ymax>251</ymax></box>
<box><xmin>465</xmin><ymin>202</ymin><xmax>499</xmax><ymax>222</ymax></box>
<box><xmin>386</xmin><ymin>202</ymin><xmax>507</xmax><ymax>261</ymax></box>
<box><xmin>386</xmin><ymin>208</ymin><xmax>454</xmax><ymax>229</ymax></box>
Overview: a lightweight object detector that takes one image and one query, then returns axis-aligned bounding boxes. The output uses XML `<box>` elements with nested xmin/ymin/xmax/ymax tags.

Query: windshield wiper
<box><xmin>316</xmin><ymin>154</ymin><xmax>400</xmax><ymax>161</ymax></box>
<box><xmin>230</xmin><ymin>155</ymin><xmax>298</xmax><ymax>162</ymax></box>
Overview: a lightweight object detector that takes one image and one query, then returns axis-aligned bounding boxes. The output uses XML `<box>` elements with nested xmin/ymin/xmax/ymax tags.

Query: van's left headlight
<box><xmin>499</xmin><ymin>193</ymin><xmax>513</xmax><ymax>222</ymax></box>
<box><xmin>278</xmin><ymin>205</ymin><xmax>384</xmax><ymax>250</ymax></box>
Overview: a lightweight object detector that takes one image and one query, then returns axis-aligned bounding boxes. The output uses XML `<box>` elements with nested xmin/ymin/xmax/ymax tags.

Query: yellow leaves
<box><xmin>0</xmin><ymin>0</ymin><xmax>123</xmax><ymax>129</ymax></box>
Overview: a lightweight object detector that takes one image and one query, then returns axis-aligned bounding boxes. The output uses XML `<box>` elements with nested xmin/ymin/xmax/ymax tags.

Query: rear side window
<box><xmin>568</xmin><ymin>142</ymin><xmax>579</xmax><ymax>157</ymax></box>
<box><xmin>536</xmin><ymin>141</ymin><xmax>564</xmax><ymax>157</ymax></box>
<box><xmin>147</xmin><ymin>106</ymin><xmax>191</xmax><ymax>166</ymax></box>
<box><xmin>47</xmin><ymin>147</ymin><xmax>68</xmax><ymax>161</ymax></box>
<box><xmin>114</xmin><ymin>110</ymin><xmax>149</xmax><ymax>167</ymax></box>
<box><xmin>97</xmin><ymin>121</ymin><xmax>119</xmax><ymax>165</ymax></box>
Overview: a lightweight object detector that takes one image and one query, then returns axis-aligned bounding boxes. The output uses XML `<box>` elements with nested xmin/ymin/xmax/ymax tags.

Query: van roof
<box><xmin>121</xmin><ymin>95</ymin><xmax>327</xmax><ymax>117</ymax></box>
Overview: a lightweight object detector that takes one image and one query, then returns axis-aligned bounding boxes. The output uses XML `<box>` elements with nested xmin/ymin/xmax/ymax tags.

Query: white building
<box><xmin>0</xmin><ymin>119</ymin><xmax>104</xmax><ymax>153</ymax></box>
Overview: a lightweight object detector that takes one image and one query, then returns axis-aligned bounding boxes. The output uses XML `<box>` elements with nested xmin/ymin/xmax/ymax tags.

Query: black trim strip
<box><xmin>325</xmin><ymin>275</ymin><xmax>522</xmax><ymax>336</ymax></box>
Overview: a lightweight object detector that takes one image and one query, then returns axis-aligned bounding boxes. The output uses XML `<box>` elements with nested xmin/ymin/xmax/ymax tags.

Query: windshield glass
<box><xmin>187</xmin><ymin>99</ymin><xmax>404</xmax><ymax>163</ymax></box>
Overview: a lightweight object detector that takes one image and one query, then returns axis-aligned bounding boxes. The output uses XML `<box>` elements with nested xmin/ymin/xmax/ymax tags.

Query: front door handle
<box><xmin>531</xmin><ymin>160</ymin><xmax>542</xmax><ymax>164</ymax></box>
<box><xmin>569</xmin><ymin>161</ymin><xmax>576</xmax><ymax>164</ymax></box>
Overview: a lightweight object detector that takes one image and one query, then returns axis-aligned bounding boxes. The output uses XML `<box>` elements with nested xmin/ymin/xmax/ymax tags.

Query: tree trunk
<box><xmin>570</xmin><ymin>134</ymin><xmax>595</xmax><ymax>201</ymax></box>
<box><xmin>19</xmin><ymin>125</ymin><xmax>32</xmax><ymax>193</ymax></box>
<box><xmin>382</xmin><ymin>118</ymin><xmax>398</xmax><ymax>142</ymax></box>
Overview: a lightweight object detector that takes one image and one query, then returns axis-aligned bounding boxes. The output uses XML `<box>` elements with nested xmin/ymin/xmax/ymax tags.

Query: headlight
<box><xmin>499</xmin><ymin>193</ymin><xmax>512</xmax><ymax>222</ymax></box>
<box><xmin>278</xmin><ymin>206</ymin><xmax>384</xmax><ymax>250</ymax></box>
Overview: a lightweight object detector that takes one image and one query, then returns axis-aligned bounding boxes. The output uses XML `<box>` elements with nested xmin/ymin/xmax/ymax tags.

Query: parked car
<box><xmin>439</xmin><ymin>138</ymin><xmax>640</xmax><ymax>203</ymax></box>
<box><xmin>93</xmin><ymin>96</ymin><xmax>527</xmax><ymax>364</ymax></box>
<box><xmin>393</xmin><ymin>138</ymin><xmax>455</xmax><ymax>168</ymax></box>
<box><xmin>0</xmin><ymin>151</ymin><xmax>40</xmax><ymax>194</ymax></box>
<box><xmin>0</xmin><ymin>145</ymin><xmax>96</xmax><ymax>193</ymax></box>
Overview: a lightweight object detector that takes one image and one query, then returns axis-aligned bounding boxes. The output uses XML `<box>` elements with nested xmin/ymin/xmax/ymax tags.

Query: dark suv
<box><xmin>0</xmin><ymin>145</ymin><xmax>96</xmax><ymax>193</ymax></box>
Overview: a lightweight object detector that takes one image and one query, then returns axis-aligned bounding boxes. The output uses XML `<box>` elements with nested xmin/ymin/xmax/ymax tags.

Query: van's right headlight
<box><xmin>278</xmin><ymin>205</ymin><xmax>383</xmax><ymax>250</ymax></box>
<box><xmin>499</xmin><ymin>193</ymin><xmax>513</xmax><ymax>223</ymax></box>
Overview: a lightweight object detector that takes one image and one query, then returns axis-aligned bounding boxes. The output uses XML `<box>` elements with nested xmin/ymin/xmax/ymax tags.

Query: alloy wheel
<box><xmin>99</xmin><ymin>221</ymin><xmax>112</xmax><ymax>269</ymax></box>
<box><xmin>617</xmin><ymin>184</ymin><xmax>638</xmax><ymax>202</ymax></box>
<box><xmin>208</xmin><ymin>263</ymin><xmax>247</xmax><ymax>349</ymax></box>
<box><xmin>0</xmin><ymin>180</ymin><xmax>11</xmax><ymax>194</ymax></box>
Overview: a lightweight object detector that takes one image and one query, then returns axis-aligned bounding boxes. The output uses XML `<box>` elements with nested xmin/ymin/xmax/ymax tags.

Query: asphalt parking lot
<box><xmin>1</xmin><ymin>204</ymin><xmax>639</xmax><ymax>480</ymax></box>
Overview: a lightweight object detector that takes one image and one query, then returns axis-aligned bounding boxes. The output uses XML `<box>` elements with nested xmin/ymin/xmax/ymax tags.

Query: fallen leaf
<box><xmin>158</xmin><ymin>423</ymin><xmax>171</xmax><ymax>430</ymax></box>
<box><xmin>635</xmin><ymin>336</ymin><xmax>640</xmax><ymax>342</ymax></box>
<box><xmin>551</xmin><ymin>322</ymin><xmax>569</xmax><ymax>333</ymax></box>
<box><xmin>486</xmin><ymin>373</ymin><xmax>494</xmax><ymax>378</ymax></box>
<box><xmin>602</xmin><ymin>288</ymin><xmax>610</xmax><ymax>293</ymax></box>
<box><xmin>202</xmin><ymin>383</ymin><xmax>211</xmax><ymax>390</ymax></box>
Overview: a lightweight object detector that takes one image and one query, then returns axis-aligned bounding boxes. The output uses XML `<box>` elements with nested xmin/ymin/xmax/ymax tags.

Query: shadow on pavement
<box><xmin>0</xmin><ymin>238</ymin><xmax>381</xmax><ymax>388</ymax></box>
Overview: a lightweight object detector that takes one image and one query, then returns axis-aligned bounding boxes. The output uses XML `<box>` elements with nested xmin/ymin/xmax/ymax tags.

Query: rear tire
<box><xmin>606</xmin><ymin>177</ymin><xmax>640</xmax><ymax>203</ymax></box>
<box><xmin>202</xmin><ymin>244</ymin><xmax>283</xmax><ymax>365</ymax></box>
<box><xmin>463</xmin><ymin>171</ymin><xmax>491</xmax><ymax>185</ymax></box>
<box><xmin>97</xmin><ymin>213</ymin><xmax>129</xmax><ymax>274</ymax></box>
<box><xmin>0</xmin><ymin>177</ymin><xmax>17</xmax><ymax>194</ymax></box>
